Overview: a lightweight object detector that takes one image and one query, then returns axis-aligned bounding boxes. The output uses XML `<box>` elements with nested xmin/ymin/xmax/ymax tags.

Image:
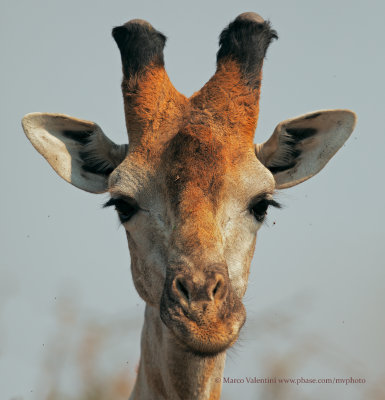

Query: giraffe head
<box><xmin>22</xmin><ymin>13</ymin><xmax>356</xmax><ymax>356</ymax></box>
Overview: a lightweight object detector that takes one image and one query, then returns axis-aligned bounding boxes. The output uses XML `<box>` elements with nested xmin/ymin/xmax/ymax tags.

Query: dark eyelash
<box><xmin>265</xmin><ymin>199</ymin><xmax>282</xmax><ymax>209</ymax></box>
<box><xmin>103</xmin><ymin>197</ymin><xmax>139</xmax><ymax>223</ymax></box>
<box><xmin>249</xmin><ymin>197</ymin><xmax>281</xmax><ymax>223</ymax></box>
<box><xmin>103</xmin><ymin>198</ymin><xmax>121</xmax><ymax>208</ymax></box>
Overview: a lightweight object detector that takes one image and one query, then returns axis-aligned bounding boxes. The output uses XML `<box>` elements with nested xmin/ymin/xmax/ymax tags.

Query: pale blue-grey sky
<box><xmin>1</xmin><ymin>1</ymin><xmax>384</xmax><ymax>399</ymax></box>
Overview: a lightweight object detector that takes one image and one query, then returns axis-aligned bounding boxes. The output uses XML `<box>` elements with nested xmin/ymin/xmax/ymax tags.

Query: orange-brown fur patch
<box><xmin>191</xmin><ymin>59</ymin><xmax>261</xmax><ymax>144</ymax></box>
<box><xmin>121</xmin><ymin>64</ymin><xmax>187</xmax><ymax>149</ymax></box>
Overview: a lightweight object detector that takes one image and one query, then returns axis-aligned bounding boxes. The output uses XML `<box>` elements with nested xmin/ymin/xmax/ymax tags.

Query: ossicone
<box><xmin>112</xmin><ymin>19</ymin><xmax>167</xmax><ymax>78</ymax></box>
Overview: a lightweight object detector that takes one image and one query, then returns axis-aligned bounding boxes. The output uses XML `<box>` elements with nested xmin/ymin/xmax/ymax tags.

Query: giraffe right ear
<box><xmin>22</xmin><ymin>113</ymin><xmax>127</xmax><ymax>193</ymax></box>
<box><xmin>255</xmin><ymin>109</ymin><xmax>356</xmax><ymax>189</ymax></box>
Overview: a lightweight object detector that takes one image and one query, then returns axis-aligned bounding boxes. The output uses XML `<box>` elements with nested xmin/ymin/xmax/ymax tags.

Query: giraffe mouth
<box><xmin>160</xmin><ymin>297</ymin><xmax>246</xmax><ymax>356</ymax></box>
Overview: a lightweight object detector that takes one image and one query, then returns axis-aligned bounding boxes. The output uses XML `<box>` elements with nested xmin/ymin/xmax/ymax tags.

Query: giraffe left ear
<box><xmin>22</xmin><ymin>113</ymin><xmax>127</xmax><ymax>193</ymax></box>
<box><xmin>255</xmin><ymin>109</ymin><xmax>357</xmax><ymax>189</ymax></box>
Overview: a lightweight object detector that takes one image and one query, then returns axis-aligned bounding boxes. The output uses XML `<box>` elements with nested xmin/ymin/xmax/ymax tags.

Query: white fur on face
<box><xmin>112</xmin><ymin>153</ymin><xmax>276</xmax><ymax>305</ymax></box>
<box><xmin>219</xmin><ymin>158</ymin><xmax>276</xmax><ymax>296</ymax></box>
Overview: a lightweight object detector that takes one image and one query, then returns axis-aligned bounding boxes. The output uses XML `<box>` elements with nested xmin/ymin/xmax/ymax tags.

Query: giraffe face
<box><xmin>23</xmin><ymin>13</ymin><xmax>356</xmax><ymax>356</ymax></box>
<box><xmin>104</xmin><ymin>121</ymin><xmax>277</xmax><ymax>354</ymax></box>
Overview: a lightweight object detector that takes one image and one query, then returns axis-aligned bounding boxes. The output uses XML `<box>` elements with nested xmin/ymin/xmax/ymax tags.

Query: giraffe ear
<box><xmin>255</xmin><ymin>109</ymin><xmax>357</xmax><ymax>189</ymax></box>
<box><xmin>22</xmin><ymin>113</ymin><xmax>127</xmax><ymax>193</ymax></box>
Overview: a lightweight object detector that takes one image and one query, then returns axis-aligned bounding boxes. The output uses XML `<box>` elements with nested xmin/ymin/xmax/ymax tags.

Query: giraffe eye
<box><xmin>250</xmin><ymin>199</ymin><xmax>269</xmax><ymax>222</ymax></box>
<box><xmin>104</xmin><ymin>197</ymin><xmax>139</xmax><ymax>223</ymax></box>
<box><xmin>249</xmin><ymin>197</ymin><xmax>281</xmax><ymax>223</ymax></box>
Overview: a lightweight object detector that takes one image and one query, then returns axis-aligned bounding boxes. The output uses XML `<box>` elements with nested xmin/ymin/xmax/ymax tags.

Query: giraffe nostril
<box><xmin>175</xmin><ymin>278</ymin><xmax>190</xmax><ymax>301</ymax></box>
<box><xmin>210</xmin><ymin>273</ymin><xmax>226</xmax><ymax>300</ymax></box>
<box><xmin>212</xmin><ymin>280</ymin><xmax>221</xmax><ymax>296</ymax></box>
<box><xmin>213</xmin><ymin>282</ymin><xmax>219</xmax><ymax>296</ymax></box>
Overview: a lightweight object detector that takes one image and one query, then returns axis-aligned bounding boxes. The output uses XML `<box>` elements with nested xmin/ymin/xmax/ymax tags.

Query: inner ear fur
<box><xmin>22</xmin><ymin>112</ymin><xmax>127</xmax><ymax>193</ymax></box>
<box><xmin>255</xmin><ymin>109</ymin><xmax>357</xmax><ymax>189</ymax></box>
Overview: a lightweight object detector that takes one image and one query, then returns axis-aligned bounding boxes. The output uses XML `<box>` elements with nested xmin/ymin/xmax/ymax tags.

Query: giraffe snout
<box><xmin>171</xmin><ymin>269</ymin><xmax>228</xmax><ymax>310</ymax></box>
<box><xmin>160</xmin><ymin>264</ymin><xmax>245</xmax><ymax>355</ymax></box>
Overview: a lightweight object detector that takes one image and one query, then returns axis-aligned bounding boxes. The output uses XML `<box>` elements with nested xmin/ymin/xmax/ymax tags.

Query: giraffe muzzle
<box><xmin>160</xmin><ymin>264</ymin><xmax>246</xmax><ymax>356</ymax></box>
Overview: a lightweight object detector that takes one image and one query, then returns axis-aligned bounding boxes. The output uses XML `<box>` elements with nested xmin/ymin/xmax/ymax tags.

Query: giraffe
<box><xmin>22</xmin><ymin>12</ymin><xmax>356</xmax><ymax>400</ymax></box>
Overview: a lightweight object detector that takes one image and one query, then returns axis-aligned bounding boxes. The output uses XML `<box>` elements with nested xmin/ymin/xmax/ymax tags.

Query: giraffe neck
<box><xmin>130</xmin><ymin>305</ymin><xmax>225</xmax><ymax>400</ymax></box>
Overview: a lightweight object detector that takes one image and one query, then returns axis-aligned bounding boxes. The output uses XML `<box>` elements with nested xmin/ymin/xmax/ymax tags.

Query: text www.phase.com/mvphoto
<box><xmin>219</xmin><ymin>377</ymin><xmax>366</xmax><ymax>385</ymax></box>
